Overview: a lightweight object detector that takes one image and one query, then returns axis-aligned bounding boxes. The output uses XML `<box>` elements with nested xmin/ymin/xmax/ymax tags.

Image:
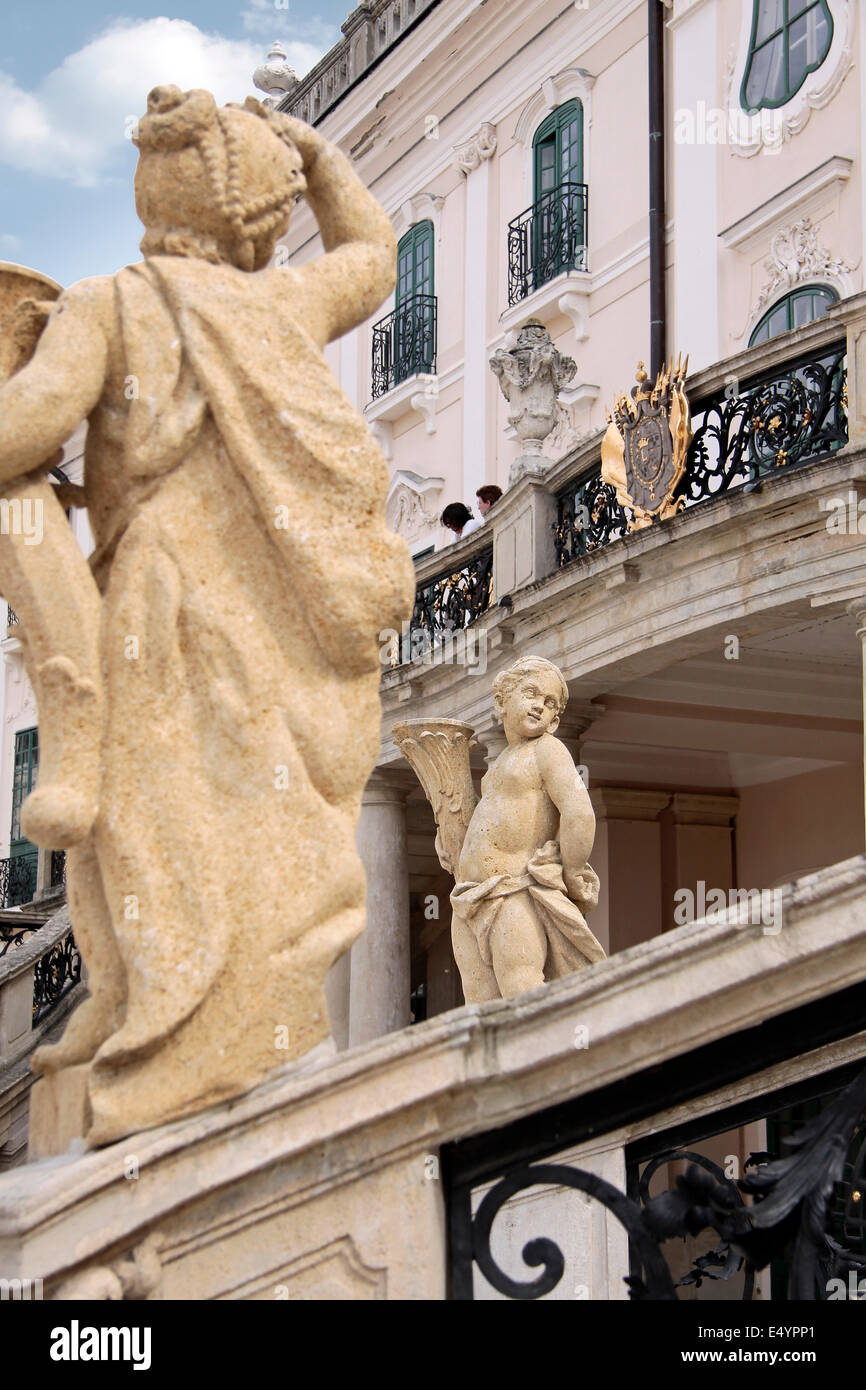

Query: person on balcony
<box><xmin>476</xmin><ymin>484</ymin><xmax>502</xmax><ymax>517</ymax></box>
<box><xmin>438</xmin><ymin>501</ymin><xmax>476</xmax><ymax>546</ymax></box>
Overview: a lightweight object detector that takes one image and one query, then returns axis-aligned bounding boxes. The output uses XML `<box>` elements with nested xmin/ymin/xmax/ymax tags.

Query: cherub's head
<box><xmin>492</xmin><ymin>656</ymin><xmax>568</xmax><ymax>741</ymax></box>
<box><xmin>133</xmin><ymin>86</ymin><xmax>305</xmax><ymax>271</ymax></box>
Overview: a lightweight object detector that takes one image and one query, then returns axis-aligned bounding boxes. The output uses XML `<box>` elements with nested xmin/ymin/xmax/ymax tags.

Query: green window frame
<box><xmin>394</xmin><ymin>220</ymin><xmax>435</xmax><ymax>385</ymax></box>
<box><xmin>10</xmin><ymin>726</ymin><xmax>38</xmax><ymax>849</ymax></box>
<box><xmin>741</xmin><ymin>1</ymin><xmax>833</xmax><ymax>112</ymax></box>
<box><xmin>396</xmin><ymin>220</ymin><xmax>434</xmax><ymax>306</ymax></box>
<box><xmin>748</xmin><ymin>284</ymin><xmax>838</xmax><ymax>346</ymax></box>
<box><xmin>532</xmin><ymin>100</ymin><xmax>584</xmax><ymax>203</ymax></box>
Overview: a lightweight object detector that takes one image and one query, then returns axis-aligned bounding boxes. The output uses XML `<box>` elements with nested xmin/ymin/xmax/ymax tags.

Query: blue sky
<box><xmin>0</xmin><ymin>1</ymin><xmax>351</xmax><ymax>285</ymax></box>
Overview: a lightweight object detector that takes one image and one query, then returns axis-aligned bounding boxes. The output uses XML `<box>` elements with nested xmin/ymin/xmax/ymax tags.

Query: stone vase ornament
<box><xmin>396</xmin><ymin>658</ymin><xmax>605</xmax><ymax>1004</ymax></box>
<box><xmin>490</xmin><ymin>321</ymin><xmax>577</xmax><ymax>487</ymax></box>
<box><xmin>0</xmin><ymin>85</ymin><xmax>415</xmax><ymax>1147</ymax></box>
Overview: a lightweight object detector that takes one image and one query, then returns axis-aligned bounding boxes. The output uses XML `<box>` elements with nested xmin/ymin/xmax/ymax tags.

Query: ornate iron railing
<box><xmin>32</xmin><ymin>930</ymin><xmax>81</xmax><ymax>1023</ymax></box>
<box><xmin>371</xmin><ymin>293</ymin><xmax>437</xmax><ymax>399</ymax></box>
<box><xmin>554</xmin><ymin>341</ymin><xmax>847</xmax><ymax>566</ymax></box>
<box><xmin>446</xmin><ymin>1039</ymin><xmax>866</xmax><ymax>1300</ymax></box>
<box><xmin>0</xmin><ymin>851</ymin><xmax>38</xmax><ymax>908</ymax></box>
<box><xmin>411</xmin><ymin>546</ymin><xmax>493</xmax><ymax>643</ymax></box>
<box><xmin>6</xmin><ymin>605</ymin><xmax>17</xmax><ymax>627</ymax></box>
<box><xmin>50</xmin><ymin>849</ymin><xmax>67</xmax><ymax>889</ymax></box>
<box><xmin>507</xmin><ymin>182</ymin><xmax>588</xmax><ymax>307</ymax></box>
<box><xmin>0</xmin><ymin>920</ymin><xmax>38</xmax><ymax>958</ymax></box>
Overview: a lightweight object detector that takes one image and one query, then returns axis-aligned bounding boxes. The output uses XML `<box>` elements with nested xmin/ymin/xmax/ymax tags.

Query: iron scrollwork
<box><xmin>32</xmin><ymin>931</ymin><xmax>81</xmax><ymax>1023</ymax></box>
<box><xmin>686</xmin><ymin>348</ymin><xmax>846</xmax><ymax>502</ymax></box>
<box><xmin>507</xmin><ymin>182</ymin><xmax>588</xmax><ymax>307</ymax></box>
<box><xmin>371</xmin><ymin>292</ymin><xmax>437</xmax><ymax>399</ymax></box>
<box><xmin>553</xmin><ymin>344</ymin><xmax>848</xmax><ymax>568</ymax></box>
<box><xmin>554</xmin><ymin>467</ymin><xmax>628</xmax><ymax>565</ymax></box>
<box><xmin>411</xmin><ymin>547</ymin><xmax>493</xmax><ymax>647</ymax></box>
<box><xmin>0</xmin><ymin>850</ymin><xmax>38</xmax><ymax>908</ymax></box>
<box><xmin>467</xmin><ymin>1062</ymin><xmax>866</xmax><ymax>1300</ymax></box>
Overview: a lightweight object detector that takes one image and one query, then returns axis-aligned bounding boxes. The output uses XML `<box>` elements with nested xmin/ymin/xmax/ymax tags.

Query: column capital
<box><xmin>475</xmin><ymin>721</ymin><xmax>508</xmax><ymax>769</ymax></box>
<box><xmin>453</xmin><ymin>122</ymin><xmax>497</xmax><ymax>176</ymax></box>
<box><xmin>362</xmin><ymin>766</ymin><xmax>415</xmax><ymax>806</ymax></box>
<box><xmin>847</xmin><ymin>596</ymin><xmax>866</xmax><ymax>632</ymax></box>
<box><xmin>669</xmin><ymin>793</ymin><xmax>739</xmax><ymax>827</ymax></box>
<box><xmin>590</xmin><ymin>787</ymin><xmax>671</xmax><ymax>822</ymax></box>
<box><xmin>557</xmin><ymin>700</ymin><xmax>604</xmax><ymax>745</ymax></box>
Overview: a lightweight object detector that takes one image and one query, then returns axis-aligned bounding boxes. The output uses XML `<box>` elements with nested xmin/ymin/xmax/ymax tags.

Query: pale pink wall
<box><xmin>735</xmin><ymin>763</ymin><xmax>863</xmax><ymax>890</ymax></box>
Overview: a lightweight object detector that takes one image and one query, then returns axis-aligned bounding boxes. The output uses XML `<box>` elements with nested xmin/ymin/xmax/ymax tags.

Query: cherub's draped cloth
<box><xmin>82</xmin><ymin>258</ymin><xmax>414</xmax><ymax>1141</ymax></box>
<box><xmin>450</xmin><ymin>841</ymin><xmax>606</xmax><ymax>981</ymax></box>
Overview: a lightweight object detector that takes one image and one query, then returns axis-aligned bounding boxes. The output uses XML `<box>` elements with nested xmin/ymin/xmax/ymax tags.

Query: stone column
<box><xmin>662</xmin><ymin>794</ymin><xmax>739</xmax><ymax>929</ymax></box>
<box><xmin>555</xmin><ymin>703</ymin><xmax>600</xmax><ymax>782</ymax></box>
<box><xmin>589</xmin><ymin>789</ymin><xmax>671</xmax><ymax>955</ymax></box>
<box><xmin>455</xmin><ymin>123</ymin><xmax>498</xmax><ymax>501</ymax></box>
<box><xmin>348</xmin><ymin>769</ymin><xmax>412</xmax><ymax>1047</ymax></box>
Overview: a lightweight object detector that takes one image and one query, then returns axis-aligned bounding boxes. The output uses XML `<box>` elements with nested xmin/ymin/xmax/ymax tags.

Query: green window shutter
<box><xmin>748</xmin><ymin>284</ymin><xmax>837</xmax><ymax>346</ymax></box>
<box><xmin>394</xmin><ymin>221</ymin><xmax>436</xmax><ymax>385</ymax></box>
<box><xmin>529</xmin><ymin>101</ymin><xmax>586</xmax><ymax>291</ymax></box>
<box><xmin>741</xmin><ymin>1</ymin><xmax>833</xmax><ymax>112</ymax></box>
<box><xmin>10</xmin><ymin>726</ymin><xmax>38</xmax><ymax>849</ymax></box>
<box><xmin>396</xmin><ymin>220</ymin><xmax>434</xmax><ymax>304</ymax></box>
<box><xmin>532</xmin><ymin>100</ymin><xmax>584</xmax><ymax>204</ymax></box>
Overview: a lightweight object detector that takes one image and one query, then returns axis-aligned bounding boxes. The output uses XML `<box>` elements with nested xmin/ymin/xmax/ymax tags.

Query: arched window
<box><xmin>393</xmin><ymin>220</ymin><xmax>435</xmax><ymax>386</ymax></box>
<box><xmin>372</xmin><ymin>220</ymin><xmax>436</xmax><ymax>397</ymax></box>
<box><xmin>533</xmin><ymin>100</ymin><xmax>584</xmax><ymax>203</ymax></box>
<box><xmin>749</xmin><ymin>284</ymin><xmax>838</xmax><ymax>345</ymax></box>
<box><xmin>396</xmin><ymin>220</ymin><xmax>434</xmax><ymax>306</ymax></box>
<box><xmin>741</xmin><ymin>1</ymin><xmax>833</xmax><ymax>112</ymax></box>
<box><xmin>511</xmin><ymin>100</ymin><xmax>586</xmax><ymax>297</ymax></box>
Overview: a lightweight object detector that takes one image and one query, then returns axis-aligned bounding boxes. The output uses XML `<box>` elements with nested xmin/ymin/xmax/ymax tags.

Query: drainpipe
<box><xmin>648</xmin><ymin>0</ymin><xmax>667</xmax><ymax>378</ymax></box>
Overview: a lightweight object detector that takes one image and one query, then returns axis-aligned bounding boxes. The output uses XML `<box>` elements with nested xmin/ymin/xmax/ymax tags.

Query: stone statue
<box><xmin>395</xmin><ymin>656</ymin><xmax>605</xmax><ymax>1003</ymax></box>
<box><xmin>0</xmin><ymin>86</ymin><xmax>414</xmax><ymax>1146</ymax></box>
<box><xmin>490</xmin><ymin>321</ymin><xmax>577</xmax><ymax>487</ymax></box>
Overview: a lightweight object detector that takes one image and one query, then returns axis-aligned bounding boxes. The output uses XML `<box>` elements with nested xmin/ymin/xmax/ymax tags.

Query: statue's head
<box><xmin>492</xmin><ymin>656</ymin><xmax>569</xmax><ymax>736</ymax></box>
<box><xmin>133</xmin><ymin>86</ymin><xmax>306</xmax><ymax>271</ymax></box>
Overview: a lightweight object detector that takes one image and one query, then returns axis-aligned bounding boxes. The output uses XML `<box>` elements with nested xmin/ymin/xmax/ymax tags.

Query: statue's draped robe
<box><xmin>81</xmin><ymin>258</ymin><xmax>413</xmax><ymax>1140</ymax></box>
<box><xmin>450</xmin><ymin>841</ymin><xmax>606</xmax><ymax>982</ymax></box>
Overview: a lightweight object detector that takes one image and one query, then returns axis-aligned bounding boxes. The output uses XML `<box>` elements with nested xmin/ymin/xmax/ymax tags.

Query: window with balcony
<box><xmin>749</xmin><ymin>284</ymin><xmax>838</xmax><ymax>345</ymax></box>
<box><xmin>741</xmin><ymin>1</ymin><xmax>833</xmax><ymax>112</ymax></box>
<box><xmin>372</xmin><ymin>220</ymin><xmax>437</xmax><ymax>399</ymax></box>
<box><xmin>508</xmin><ymin>100</ymin><xmax>587</xmax><ymax>307</ymax></box>
<box><xmin>8</xmin><ymin>726</ymin><xmax>38</xmax><ymax>906</ymax></box>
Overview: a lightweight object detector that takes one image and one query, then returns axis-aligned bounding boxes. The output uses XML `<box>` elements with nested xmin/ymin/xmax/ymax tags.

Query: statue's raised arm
<box><xmin>268</xmin><ymin>104</ymin><xmax>398</xmax><ymax>347</ymax></box>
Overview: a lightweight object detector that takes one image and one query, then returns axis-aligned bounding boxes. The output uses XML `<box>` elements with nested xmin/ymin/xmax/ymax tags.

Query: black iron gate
<box><xmin>443</xmin><ymin>979</ymin><xmax>866</xmax><ymax>1300</ymax></box>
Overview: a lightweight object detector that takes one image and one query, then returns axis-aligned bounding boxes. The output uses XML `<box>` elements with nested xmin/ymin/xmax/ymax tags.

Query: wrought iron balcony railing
<box><xmin>554</xmin><ymin>337</ymin><xmax>847</xmax><ymax>566</ymax></box>
<box><xmin>371</xmin><ymin>293</ymin><xmax>437</xmax><ymax>399</ymax></box>
<box><xmin>411</xmin><ymin>545</ymin><xmax>493</xmax><ymax>642</ymax></box>
<box><xmin>507</xmin><ymin>181</ymin><xmax>588</xmax><ymax>307</ymax></box>
<box><xmin>0</xmin><ymin>850</ymin><xmax>38</xmax><ymax>909</ymax></box>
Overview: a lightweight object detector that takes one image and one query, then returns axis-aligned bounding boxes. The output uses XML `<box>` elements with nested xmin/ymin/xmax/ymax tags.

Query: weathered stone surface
<box><xmin>397</xmin><ymin>657</ymin><xmax>604</xmax><ymax>1003</ymax></box>
<box><xmin>0</xmin><ymin>855</ymin><xmax>863</xmax><ymax>1300</ymax></box>
<box><xmin>0</xmin><ymin>86</ymin><xmax>414</xmax><ymax>1148</ymax></box>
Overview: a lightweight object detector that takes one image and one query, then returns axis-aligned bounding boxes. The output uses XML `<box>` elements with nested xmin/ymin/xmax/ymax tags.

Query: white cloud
<box><xmin>0</xmin><ymin>17</ymin><xmax>329</xmax><ymax>189</ymax></box>
<box><xmin>0</xmin><ymin>233</ymin><xmax>22</xmax><ymax>253</ymax></box>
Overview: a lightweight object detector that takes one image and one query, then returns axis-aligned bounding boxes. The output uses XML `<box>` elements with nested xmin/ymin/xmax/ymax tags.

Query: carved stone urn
<box><xmin>490</xmin><ymin>320</ymin><xmax>577</xmax><ymax>487</ymax></box>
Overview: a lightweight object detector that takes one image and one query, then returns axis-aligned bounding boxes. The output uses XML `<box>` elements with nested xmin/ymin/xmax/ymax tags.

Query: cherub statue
<box><xmin>450</xmin><ymin>657</ymin><xmax>605</xmax><ymax>1000</ymax></box>
<box><xmin>0</xmin><ymin>86</ymin><xmax>414</xmax><ymax>1144</ymax></box>
<box><xmin>394</xmin><ymin>657</ymin><xmax>605</xmax><ymax>1004</ymax></box>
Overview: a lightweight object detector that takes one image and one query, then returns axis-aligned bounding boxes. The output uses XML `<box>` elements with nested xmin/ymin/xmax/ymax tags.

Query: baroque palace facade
<box><xmin>2</xmin><ymin>0</ymin><xmax>866</xmax><ymax>1302</ymax></box>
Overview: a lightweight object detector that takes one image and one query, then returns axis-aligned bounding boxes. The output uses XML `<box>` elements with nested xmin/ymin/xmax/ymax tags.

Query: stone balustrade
<box><xmin>279</xmin><ymin>0</ymin><xmax>441</xmax><ymax>126</ymax></box>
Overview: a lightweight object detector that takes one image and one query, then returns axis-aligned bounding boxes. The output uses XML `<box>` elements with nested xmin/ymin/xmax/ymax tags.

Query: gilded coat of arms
<box><xmin>601</xmin><ymin>356</ymin><xmax>692</xmax><ymax>530</ymax></box>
